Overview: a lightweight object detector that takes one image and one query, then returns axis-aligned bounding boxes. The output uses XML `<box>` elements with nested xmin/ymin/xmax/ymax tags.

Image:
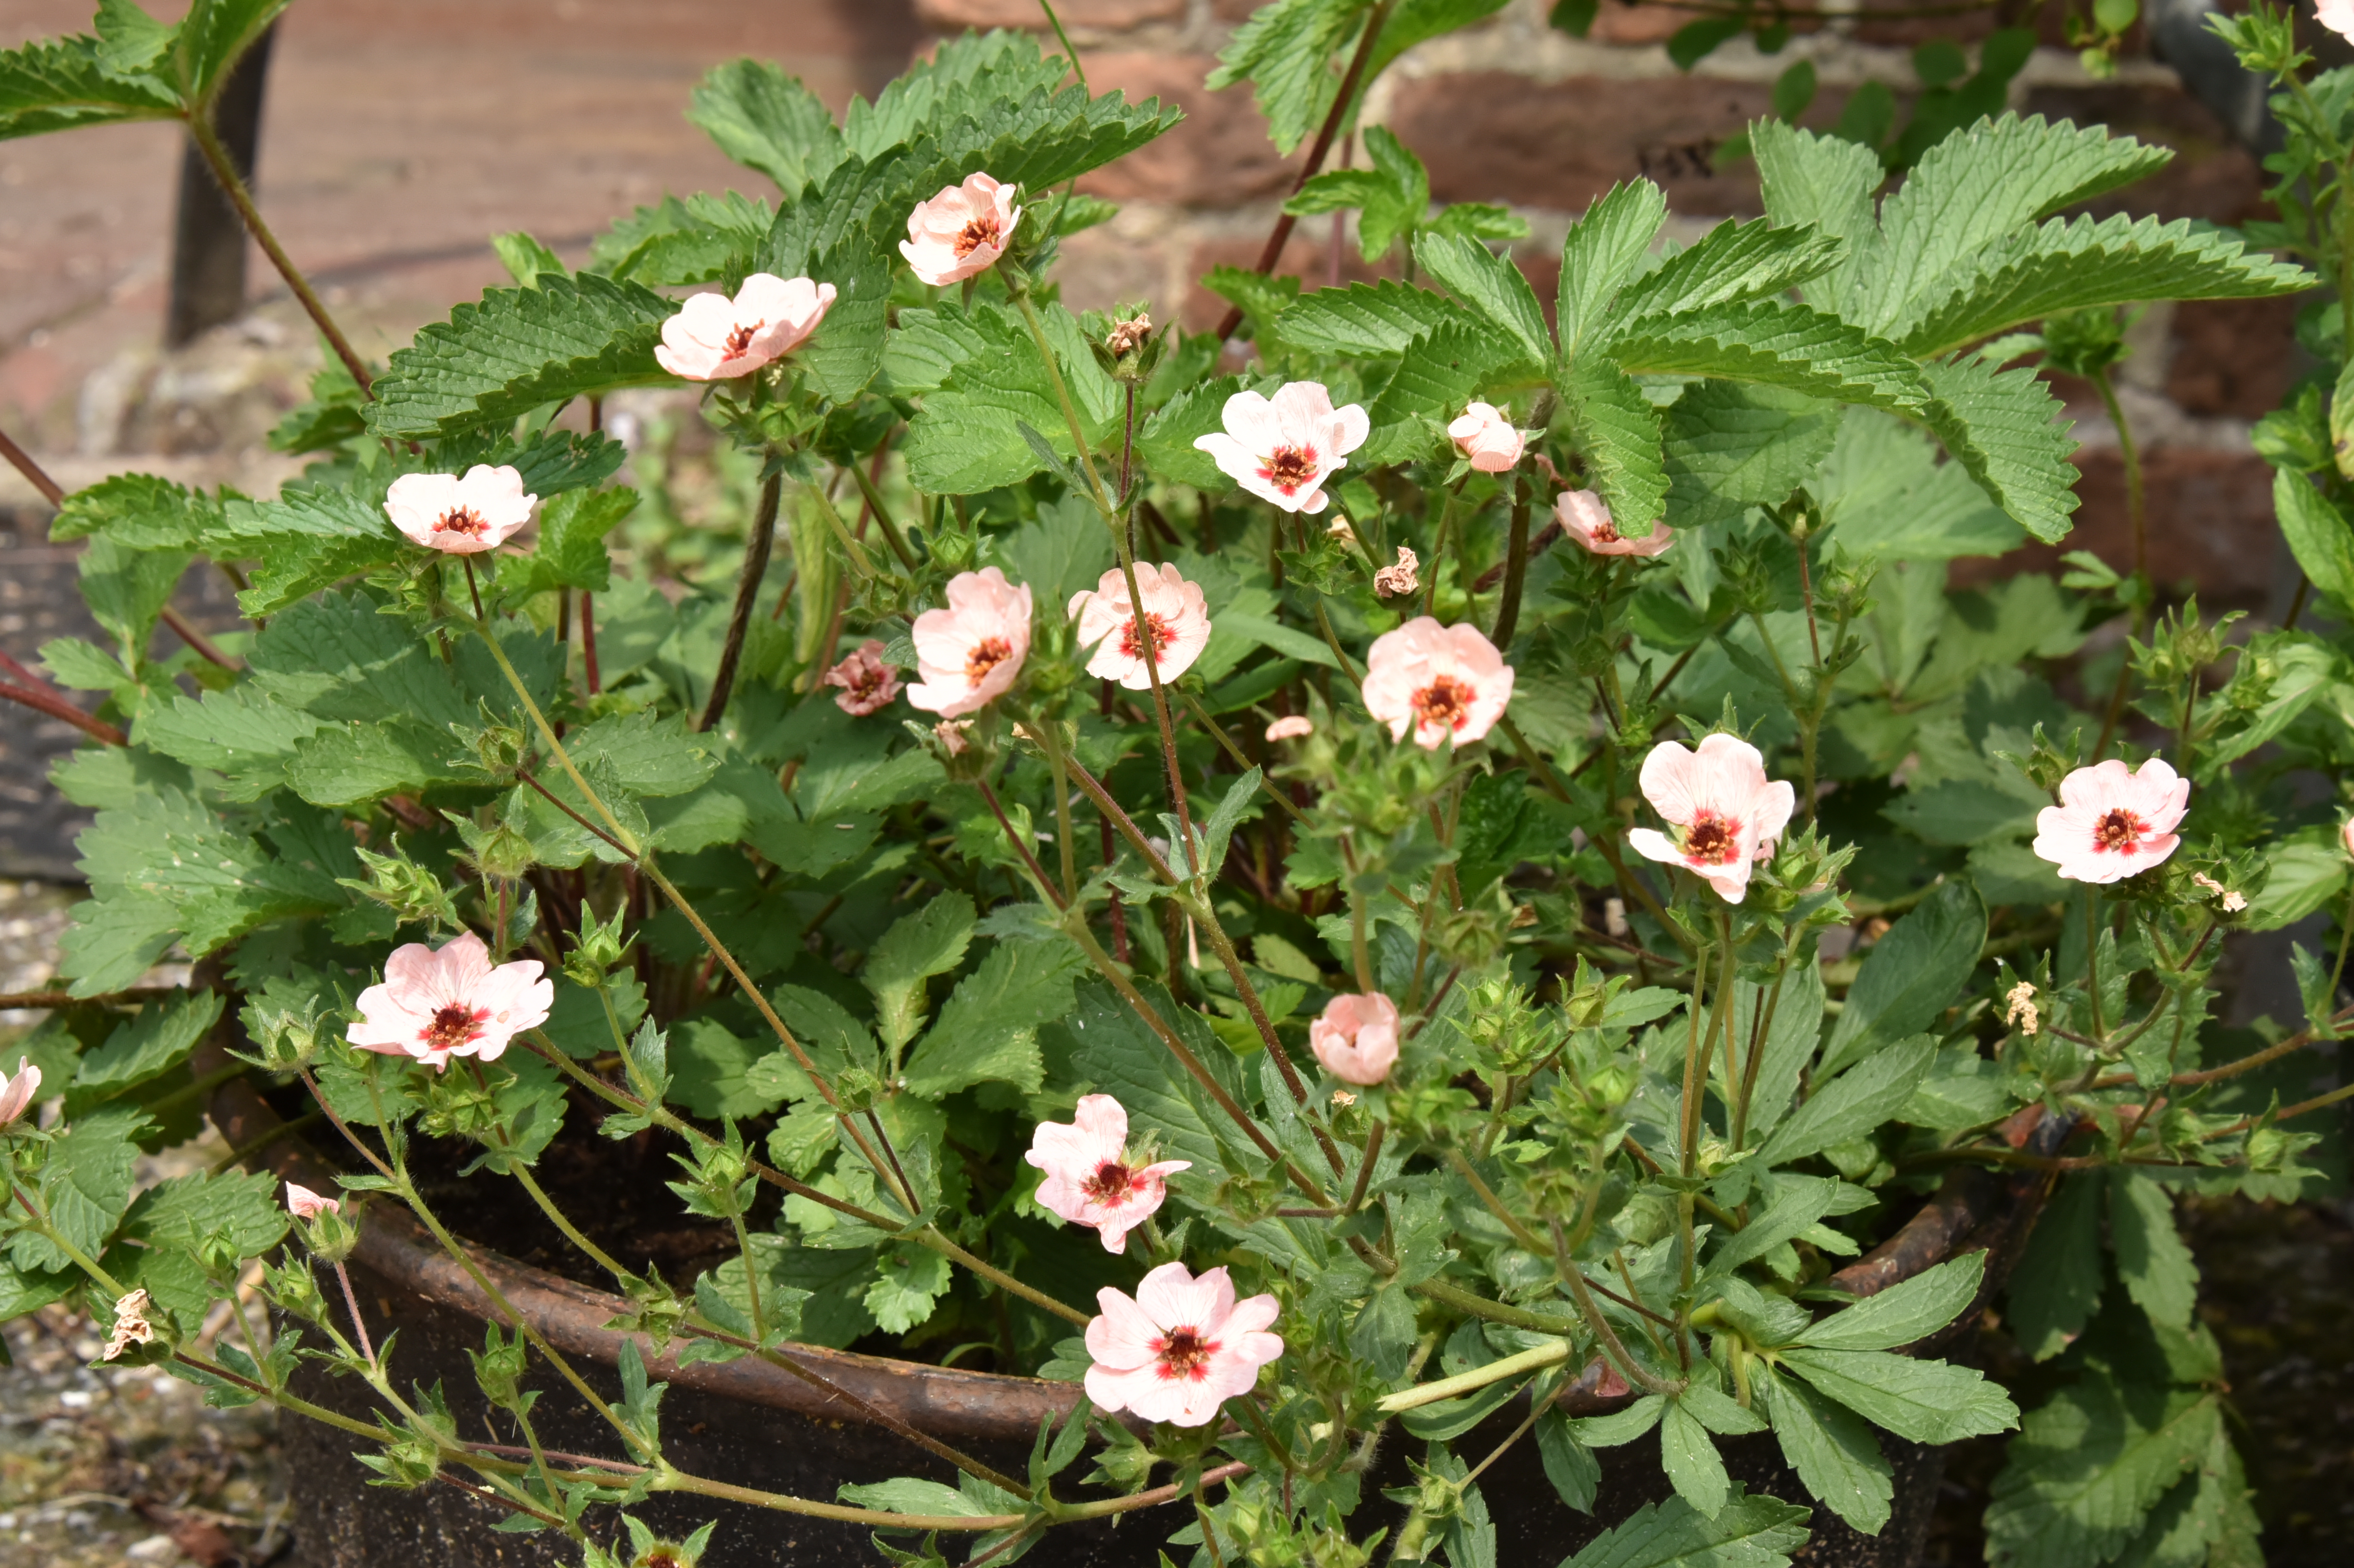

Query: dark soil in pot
<box><xmin>221</xmin><ymin>1077</ymin><xmax>2069</xmax><ymax>1568</ymax></box>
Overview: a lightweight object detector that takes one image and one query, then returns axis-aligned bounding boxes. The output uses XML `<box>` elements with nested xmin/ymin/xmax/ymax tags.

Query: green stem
<box><xmin>1376</xmin><ymin>1341</ymin><xmax>1569</xmax><ymax>1413</ymax></box>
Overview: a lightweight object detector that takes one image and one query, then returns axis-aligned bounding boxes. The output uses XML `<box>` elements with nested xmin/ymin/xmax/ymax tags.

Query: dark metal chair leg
<box><xmin>165</xmin><ymin>23</ymin><xmax>278</xmax><ymax>347</ymax></box>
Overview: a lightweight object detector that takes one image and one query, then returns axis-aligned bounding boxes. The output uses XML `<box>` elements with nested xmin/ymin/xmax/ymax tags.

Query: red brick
<box><xmin>917</xmin><ymin>0</ymin><xmax>1183</xmax><ymax>28</ymax></box>
<box><xmin>1076</xmin><ymin>53</ymin><xmax>1301</xmax><ymax>206</ymax></box>
<box><xmin>2022</xmin><ymin>84</ymin><xmax>2264</xmax><ymax>225</ymax></box>
<box><xmin>1960</xmin><ymin>447</ymin><xmax>2279</xmax><ymax>606</ymax></box>
<box><xmin>2167</xmin><ymin>297</ymin><xmax>2302</xmax><ymax>421</ymax></box>
<box><xmin>1388</xmin><ymin>72</ymin><xmax>1773</xmax><ymax>215</ymax></box>
<box><xmin>1582</xmin><ymin>3</ymin><xmax>1686</xmax><ymax>45</ymax></box>
<box><xmin>1849</xmin><ymin>11</ymin><xmax>1997</xmax><ymax>47</ymax></box>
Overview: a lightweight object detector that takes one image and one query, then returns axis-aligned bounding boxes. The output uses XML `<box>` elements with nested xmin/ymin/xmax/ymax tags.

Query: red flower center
<box><xmin>965</xmin><ymin>635</ymin><xmax>1013</xmax><ymax>685</ymax></box>
<box><xmin>1412</xmin><ymin>674</ymin><xmax>1476</xmax><ymax>731</ymax></box>
<box><xmin>422</xmin><ymin>1003</ymin><xmax>485</xmax><ymax>1054</ymax></box>
<box><xmin>1081</xmin><ymin>1160</ymin><xmax>1135</xmax><ymax>1206</ymax></box>
<box><xmin>954</xmin><ymin>216</ymin><xmax>1001</xmax><ymax>258</ymax></box>
<box><xmin>723</xmin><ymin>320</ymin><xmax>764</xmax><ymax>357</ymax></box>
<box><xmin>436</xmin><ymin>507</ymin><xmax>487</xmax><ymax>537</ymax></box>
<box><xmin>1682</xmin><ymin>811</ymin><xmax>1742</xmax><ymax>865</ymax></box>
<box><xmin>1154</xmin><ymin>1326</ymin><xmax>1218</xmax><ymax>1382</ymax></box>
<box><xmin>1260</xmin><ymin>445</ymin><xmax>1319</xmax><ymax>493</ymax></box>
<box><xmin>1590</xmin><ymin>518</ymin><xmax>1622</xmax><ymax>543</ymax></box>
<box><xmin>1119</xmin><ymin>611</ymin><xmax>1176</xmax><ymax>664</ymax></box>
<box><xmin>2093</xmin><ymin>808</ymin><xmax>2145</xmax><ymax>852</ymax></box>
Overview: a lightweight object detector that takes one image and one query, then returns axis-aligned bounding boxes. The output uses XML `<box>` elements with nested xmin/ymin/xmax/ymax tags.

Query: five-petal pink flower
<box><xmin>901</xmin><ymin>173</ymin><xmax>1021</xmax><ymax>287</ymax></box>
<box><xmin>1068</xmin><ymin>564</ymin><xmax>1213</xmax><ymax>690</ymax></box>
<box><xmin>906</xmin><ymin>567</ymin><xmax>1033</xmax><ymax>718</ymax></box>
<box><xmin>285</xmin><ymin>1182</ymin><xmax>341</xmax><ymax>1221</ymax></box>
<box><xmin>384</xmin><ymin>465</ymin><xmax>537</xmax><ymax>555</ymax></box>
<box><xmin>1083</xmin><ymin>1261</ymin><xmax>1284</xmax><ymax>1427</ymax></box>
<box><xmin>0</xmin><ymin>1058</ymin><xmax>41</xmax><ymax>1128</ymax></box>
<box><xmin>1025</xmin><ymin>1095</ymin><xmax>1190</xmax><ymax>1254</ymax></box>
<box><xmin>1557</xmin><ymin>489</ymin><xmax>1673</xmax><ymax>558</ymax></box>
<box><xmin>1626</xmin><ymin>734</ymin><xmax>1796</xmax><ymax>904</ymax></box>
<box><xmin>1309</xmin><ymin>992</ymin><xmax>1400</xmax><ymax>1086</ymax></box>
<box><xmin>824</xmin><ymin>639</ymin><xmax>902</xmax><ymax>716</ymax></box>
<box><xmin>1193</xmin><ymin>383</ymin><xmax>1370</xmax><ymax>515</ymax></box>
<box><xmin>656</xmin><ymin>273</ymin><xmax>835</xmax><ymax>382</ymax></box>
<box><xmin>1361</xmin><ymin>617</ymin><xmax>1514</xmax><ymax>749</ymax></box>
<box><xmin>1447</xmin><ymin>402</ymin><xmax>1525</xmax><ymax>473</ymax></box>
<box><xmin>346</xmin><ymin>931</ymin><xmax>554</xmax><ymax>1071</ymax></box>
<box><xmin>2323</xmin><ymin>0</ymin><xmax>2354</xmax><ymax>44</ymax></box>
<box><xmin>2031</xmin><ymin>758</ymin><xmax>2190</xmax><ymax>884</ymax></box>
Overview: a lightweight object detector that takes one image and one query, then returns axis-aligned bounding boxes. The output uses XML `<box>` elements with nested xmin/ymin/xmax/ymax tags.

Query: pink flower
<box><xmin>1067</xmin><ymin>564</ymin><xmax>1213</xmax><ymax>690</ymax></box>
<box><xmin>1083</xmin><ymin>1262</ymin><xmax>1283</xmax><ymax>1427</ymax></box>
<box><xmin>1626</xmin><ymin>734</ymin><xmax>1797</xmax><ymax>904</ymax></box>
<box><xmin>1025</xmin><ymin>1095</ymin><xmax>1190</xmax><ymax>1254</ymax></box>
<box><xmin>900</xmin><ymin>172</ymin><xmax>1021</xmax><ymax>287</ymax></box>
<box><xmin>1361</xmin><ymin>617</ymin><xmax>1515</xmax><ymax>749</ymax></box>
<box><xmin>656</xmin><ymin>273</ymin><xmax>836</xmax><ymax>382</ymax></box>
<box><xmin>1309</xmin><ymin>992</ymin><xmax>1400</xmax><ymax>1086</ymax></box>
<box><xmin>906</xmin><ymin>567</ymin><xmax>1033</xmax><ymax>717</ymax></box>
<box><xmin>1264</xmin><ymin>715</ymin><xmax>1313</xmax><ymax>742</ymax></box>
<box><xmin>384</xmin><ymin>465</ymin><xmax>536</xmax><ymax>555</ymax></box>
<box><xmin>346</xmin><ymin>932</ymin><xmax>554</xmax><ymax>1071</ymax></box>
<box><xmin>1193</xmin><ymin>383</ymin><xmax>1370</xmax><ymax>515</ymax></box>
<box><xmin>2324</xmin><ymin>0</ymin><xmax>2354</xmax><ymax>44</ymax></box>
<box><xmin>1448</xmin><ymin>402</ymin><xmax>1525</xmax><ymax>473</ymax></box>
<box><xmin>285</xmin><ymin>1183</ymin><xmax>341</xmax><ymax>1221</ymax></box>
<box><xmin>2031</xmin><ymin>758</ymin><xmax>2190</xmax><ymax>884</ymax></box>
<box><xmin>824</xmin><ymin>639</ymin><xmax>902</xmax><ymax>715</ymax></box>
<box><xmin>2341</xmin><ymin>817</ymin><xmax>2354</xmax><ymax>860</ymax></box>
<box><xmin>0</xmin><ymin>1058</ymin><xmax>41</xmax><ymax>1127</ymax></box>
<box><xmin>1556</xmin><ymin>489</ymin><xmax>1673</xmax><ymax>558</ymax></box>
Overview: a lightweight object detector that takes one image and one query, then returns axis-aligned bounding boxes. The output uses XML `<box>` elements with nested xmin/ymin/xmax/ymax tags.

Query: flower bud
<box><xmin>564</xmin><ymin>903</ymin><xmax>632</xmax><ymax>988</ymax></box>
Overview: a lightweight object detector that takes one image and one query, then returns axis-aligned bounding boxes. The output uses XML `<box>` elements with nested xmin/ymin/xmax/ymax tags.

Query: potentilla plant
<box><xmin>0</xmin><ymin>3</ymin><xmax>2347</xmax><ymax>1567</ymax></box>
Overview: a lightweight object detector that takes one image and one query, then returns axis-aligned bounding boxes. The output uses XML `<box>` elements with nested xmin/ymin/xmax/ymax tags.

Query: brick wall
<box><xmin>921</xmin><ymin>0</ymin><xmax>2299</xmax><ymax>608</ymax></box>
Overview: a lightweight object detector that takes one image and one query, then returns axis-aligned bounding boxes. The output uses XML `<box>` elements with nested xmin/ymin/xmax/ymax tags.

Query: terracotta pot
<box><xmin>204</xmin><ymin>1065</ymin><xmax>2072</xmax><ymax>1568</ymax></box>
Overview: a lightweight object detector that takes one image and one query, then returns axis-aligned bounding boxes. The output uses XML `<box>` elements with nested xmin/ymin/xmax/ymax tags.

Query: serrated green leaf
<box><xmin>1858</xmin><ymin>113</ymin><xmax>2174</xmax><ymax>335</ymax></box>
<box><xmin>1816</xmin><ymin>407</ymin><xmax>2024</xmax><ymax>560</ymax></box>
<box><xmin>688</xmin><ymin>58</ymin><xmax>847</xmax><ymax>191</ymax></box>
<box><xmin>1801</xmin><ymin>1253</ymin><xmax>1985</xmax><ymax>1351</ymax></box>
<box><xmin>497</xmin><ymin>486</ymin><xmax>634</xmax><ymax>598</ymax></box>
<box><xmin>1780</xmin><ymin>1346</ymin><xmax>2018</xmax><ymax>1443</ymax></box>
<box><xmin>1659</xmin><ymin>1400</ymin><xmax>1731</xmax><ymax>1518</ymax></box>
<box><xmin>74</xmin><ymin>992</ymin><xmax>223</xmax><ymax>1093</ymax></box>
<box><xmin>1277</xmin><ymin>280</ymin><xmax>1483</xmax><ymax>357</ymax></box>
<box><xmin>0</xmin><ymin>32</ymin><xmax>178</xmax><ymax>140</ymax></box>
<box><xmin>1558</xmin><ymin>179</ymin><xmax>1667</xmax><ymax>365</ymax></box>
<box><xmin>15</xmin><ymin>1104</ymin><xmax>145</xmax><ymax>1273</ymax></box>
<box><xmin>1919</xmin><ymin>352</ymin><xmax>2080</xmax><ymax>544</ymax></box>
<box><xmin>50</xmin><ymin>472</ymin><xmax>221</xmax><ymax>549</ymax></box>
<box><xmin>1818</xmin><ymin>879</ymin><xmax>1986</xmax><ymax>1076</ymax></box>
<box><xmin>1208</xmin><ymin>0</ymin><xmax>1373</xmax><ymax>156</ymax></box>
<box><xmin>836</xmin><ymin>1475</ymin><xmax>992</xmax><ymax>1518</ymax></box>
<box><xmin>120</xmin><ymin>1167</ymin><xmax>287</xmax><ymax>1256</ymax></box>
<box><xmin>1757</xmin><ymin>1364</ymin><xmax>1891</xmax><ymax>1537</ymax></box>
<box><xmin>1663</xmin><ymin>383</ymin><xmax>1841</xmax><ymax>529</ymax></box>
<box><xmin>863</xmin><ymin>1242</ymin><xmax>951</xmax><ymax>1335</ymax></box>
<box><xmin>1758</xmin><ymin>1037</ymin><xmax>1937</xmax><ymax>1169</ymax></box>
<box><xmin>1751</xmin><ymin>120</ymin><xmax>1884</xmax><ymax>314</ymax></box>
<box><xmin>2273</xmin><ymin>467</ymin><xmax>2354</xmax><ymax>607</ymax></box>
<box><xmin>864</xmin><ymin>894</ymin><xmax>976</xmax><ymax>1054</ymax></box>
<box><xmin>901</xmin><ymin>300</ymin><xmax>1118</xmax><ymax>494</ymax></box>
<box><xmin>1612</xmin><ymin>219</ymin><xmax>1845</xmax><ymax>325</ymax></box>
<box><xmin>1561</xmin><ymin>1489</ymin><xmax>1811</xmax><ymax>1568</ymax></box>
<box><xmin>591</xmin><ymin>192</ymin><xmax>772</xmax><ymax>287</ymax></box>
<box><xmin>562</xmin><ymin>712</ymin><xmax>723</xmax><ymax>798</ymax></box>
<box><xmin>1612</xmin><ymin>302</ymin><xmax>1928</xmax><ymax>415</ymax></box>
<box><xmin>78</xmin><ymin>533</ymin><xmax>190</xmax><ymax>662</ymax></box>
<box><xmin>1708</xmin><ymin>1175</ymin><xmax>1842</xmax><ymax>1278</ymax></box>
<box><xmin>134</xmin><ymin>687</ymin><xmax>322</xmax><ymax>801</ymax></box>
<box><xmin>1365</xmin><ymin>320</ymin><xmax>1530</xmax><ymax>457</ymax></box>
<box><xmin>1984</xmin><ymin>1372</ymin><xmax>2219</xmax><ymax>1568</ymax></box>
<box><xmin>1416</xmin><ymin>230</ymin><xmax>1553</xmax><ymax>367</ymax></box>
<box><xmin>1561</xmin><ymin>355</ymin><xmax>1668</xmax><ymax>540</ymax></box>
<box><xmin>2006</xmin><ymin>1171</ymin><xmax>2104</xmax><ymax>1360</ymax></box>
<box><xmin>900</xmin><ymin>942</ymin><xmax>1083</xmax><ymax>1100</ymax></box>
<box><xmin>365</xmin><ymin>273</ymin><xmax>676</xmax><ymax>440</ymax></box>
<box><xmin>1138</xmin><ymin>375</ymin><xmax>1247</xmax><ymax>489</ymax></box>
<box><xmin>2109</xmin><ymin>1171</ymin><xmax>2197</xmax><ymax>1333</ymax></box>
<box><xmin>1895</xmin><ymin>212</ymin><xmax>2310</xmax><ymax>359</ymax></box>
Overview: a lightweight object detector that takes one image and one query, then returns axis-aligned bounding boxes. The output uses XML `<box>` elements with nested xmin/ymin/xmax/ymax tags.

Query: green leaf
<box><xmin>1816</xmin><ymin>408</ymin><xmax>2024</xmax><ymax>561</ymax></box>
<box><xmin>1893</xmin><ymin>213</ymin><xmax>2309</xmax><ymax>359</ymax></box>
<box><xmin>2195</xmin><ymin>630</ymin><xmax>2338</xmax><ymax>776</ymax></box>
<box><xmin>1983</xmin><ymin>1372</ymin><xmax>2220</xmax><ymax>1568</ymax></box>
<box><xmin>901</xmin><ymin>301</ymin><xmax>1119</xmax><ymax>494</ymax></box>
<box><xmin>134</xmin><ymin>687</ymin><xmax>325</xmax><ymax>802</ymax></box>
<box><xmin>1756</xmin><ymin>1364</ymin><xmax>1891</xmax><ymax>1537</ymax></box>
<box><xmin>900</xmin><ymin>942</ymin><xmax>1084</xmax><ymax>1100</ymax></box>
<box><xmin>1365</xmin><ymin>320</ymin><xmax>1531</xmax><ymax>459</ymax></box>
<box><xmin>2006</xmin><ymin>1172</ymin><xmax>2104</xmax><ymax>1360</ymax></box>
<box><xmin>1881</xmin><ymin>777</ymin><xmax>2040</xmax><ymax>846</ymax></box>
<box><xmin>74</xmin><ymin>992</ymin><xmax>224</xmax><ymax>1093</ymax></box>
<box><xmin>0</xmin><ymin>32</ymin><xmax>178</xmax><ymax>141</ymax></box>
<box><xmin>175</xmin><ymin>0</ymin><xmax>289</xmax><ymax>109</ymax></box>
<box><xmin>592</xmin><ymin>191</ymin><xmax>772</xmax><ymax>286</ymax></box>
<box><xmin>1138</xmin><ymin>375</ymin><xmax>1247</xmax><ymax>489</ymax></box>
<box><xmin>1537</xmin><ymin>1409</ymin><xmax>1601</xmax><ymax>1513</ymax></box>
<box><xmin>78</xmin><ymin>533</ymin><xmax>189</xmax><ymax>662</ymax></box>
<box><xmin>1817</xmin><ymin>879</ymin><xmax>1986</xmax><ymax>1077</ymax></box>
<box><xmin>490</xmin><ymin>230</ymin><xmax>566</xmax><ymax>287</ymax></box>
<box><xmin>667</xmin><ymin>1019</ymin><xmax>781</xmax><ymax>1121</ymax></box>
<box><xmin>1779</xmin><ymin>1346</ymin><xmax>2018</xmax><ymax>1443</ymax></box>
<box><xmin>1659</xmin><ymin>1400</ymin><xmax>1731</xmax><ymax>1518</ymax></box>
<box><xmin>364</xmin><ymin>273</ymin><xmax>677</xmax><ymax>440</ymax></box>
<box><xmin>863</xmin><ymin>1242</ymin><xmax>951</xmax><ymax>1335</ymax></box>
<box><xmin>1560</xmin><ymin>355</ymin><xmax>1668</xmax><ymax>540</ymax></box>
<box><xmin>120</xmin><ymin>1167</ymin><xmax>287</xmax><ymax>1256</ymax></box>
<box><xmin>1708</xmin><ymin>1175</ymin><xmax>1842</xmax><ymax>1278</ymax></box>
<box><xmin>496</xmin><ymin>486</ymin><xmax>634</xmax><ymax>598</ymax></box>
<box><xmin>562</xmin><ymin>712</ymin><xmax>724</xmax><ymax>798</ymax></box>
<box><xmin>836</xmin><ymin>1475</ymin><xmax>993</xmax><ymax>1518</ymax></box>
<box><xmin>1728</xmin><ymin>957</ymin><xmax>1826</xmax><ymax>1145</ymax></box>
<box><xmin>50</xmin><ymin>472</ymin><xmax>221</xmax><ymax>549</ymax></box>
<box><xmin>687</xmin><ymin>58</ymin><xmax>847</xmax><ymax>191</ymax></box>
<box><xmin>1751</xmin><ymin>121</ymin><xmax>1885</xmax><ymax>315</ymax></box>
<box><xmin>1900</xmin><ymin>1042</ymin><xmax>2013</xmax><ymax>1130</ymax></box>
<box><xmin>2273</xmin><ymin>468</ymin><xmax>2354</xmax><ymax>608</ymax></box>
<box><xmin>1667</xmin><ymin>16</ymin><xmax>1747</xmax><ymax>71</ymax></box>
<box><xmin>1663</xmin><ymin>383</ymin><xmax>1841</xmax><ymax>529</ymax></box>
<box><xmin>1558</xmin><ymin>180</ymin><xmax>1668</xmax><ymax>365</ymax></box>
<box><xmin>1415</xmin><ymin>230</ymin><xmax>1553</xmax><ymax>368</ymax></box>
<box><xmin>2109</xmin><ymin>1171</ymin><xmax>2197</xmax><ymax>1333</ymax></box>
<box><xmin>1757</xmin><ymin>1036</ymin><xmax>1937</xmax><ymax>1169</ymax></box>
<box><xmin>863</xmin><ymin>894</ymin><xmax>976</xmax><ymax>1053</ymax></box>
<box><xmin>1611</xmin><ymin>220</ymin><xmax>1845</xmax><ymax>325</ymax></box>
<box><xmin>286</xmin><ymin>718</ymin><xmax>467</xmax><ymax>807</ymax></box>
<box><xmin>1208</xmin><ymin>0</ymin><xmax>1373</xmax><ymax>155</ymax></box>
<box><xmin>1062</xmin><ymin>977</ymin><xmax>1231</xmax><ymax>1177</ymax></box>
<box><xmin>1560</xmin><ymin>1489</ymin><xmax>1811</xmax><ymax>1568</ymax></box>
<box><xmin>15</xmin><ymin>1105</ymin><xmax>145</xmax><ymax>1274</ymax></box>
<box><xmin>1801</xmin><ymin>1253</ymin><xmax>1985</xmax><ymax>1351</ymax></box>
<box><xmin>1611</xmin><ymin>303</ymin><xmax>1928</xmax><ymax>415</ymax></box>
<box><xmin>1857</xmin><ymin>113</ymin><xmax>2174</xmax><ymax>335</ymax></box>
<box><xmin>1277</xmin><ymin>280</ymin><xmax>1484</xmax><ymax>357</ymax></box>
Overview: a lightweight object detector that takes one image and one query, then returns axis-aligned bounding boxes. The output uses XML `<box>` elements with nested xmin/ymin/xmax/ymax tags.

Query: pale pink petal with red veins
<box><xmin>1084</xmin><ymin>1360</ymin><xmax>1173</xmax><ymax>1419</ymax></box>
<box><xmin>1085</xmin><ymin>1286</ymin><xmax>1165</xmax><ymax>1366</ymax></box>
<box><xmin>285</xmin><ymin>1183</ymin><xmax>339</xmax><ymax>1220</ymax></box>
<box><xmin>1070</xmin><ymin>1093</ymin><xmax>1129</xmax><ymax>1149</ymax></box>
<box><xmin>1135</xmin><ymin>1260</ymin><xmax>1228</xmax><ymax>1330</ymax></box>
<box><xmin>0</xmin><ymin>1058</ymin><xmax>43</xmax><ymax>1126</ymax></box>
<box><xmin>905</xmin><ymin>568</ymin><xmax>1033</xmax><ymax>717</ymax></box>
<box><xmin>2033</xmin><ymin>757</ymin><xmax>2191</xmax><ymax>883</ymax></box>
